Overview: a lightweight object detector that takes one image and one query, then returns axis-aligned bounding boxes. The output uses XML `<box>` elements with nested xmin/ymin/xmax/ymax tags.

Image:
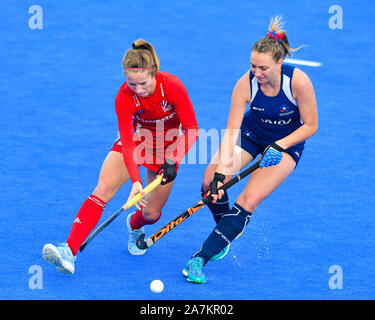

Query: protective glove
<box><xmin>157</xmin><ymin>159</ymin><xmax>177</xmax><ymax>185</ymax></box>
<box><xmin>208</xmin><ymin>172</ymin><xmax>226</xmax><ymax>196</ymax></box>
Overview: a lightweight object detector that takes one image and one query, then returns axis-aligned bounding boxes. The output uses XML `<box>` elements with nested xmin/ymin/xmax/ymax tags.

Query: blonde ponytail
<box><xmin>122</xmin><ymin>40</ymin><xmax>160</xmax><ymax>76</ymax></box>
<box><xmin>253</xmin><ymin>15</ymin><xmax>302</xmax><ymax>61</ymax></box>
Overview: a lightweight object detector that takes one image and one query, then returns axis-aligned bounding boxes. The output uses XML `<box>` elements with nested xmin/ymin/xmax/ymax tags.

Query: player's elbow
<box><xmin>303</xmin><ymin>117</ymin><xmax>318</xmax><ymax>137</ymax></box>
<box><xmin>311</xmin><ymin>122</ymin><xmax>318</xmax><ymax>134</ymax></box>
<box><xmin>312</xmin><ymin>119</ymin><xmax>318</xmax><ymax>134</ymax></box>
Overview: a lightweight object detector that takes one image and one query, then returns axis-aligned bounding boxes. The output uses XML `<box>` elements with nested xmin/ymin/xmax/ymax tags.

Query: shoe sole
<box><xmin>127</xmin><ymin>214</ymin><xmax>146</xmax><ymax>256</ymax></box>
<box><xmin>128</xmin><ymin>245</ymin><xmax>146</xmax><ymax>255</ymax></box>
<box><xmin>187</xmin><ymin>278</ymin><xmax>206</xmax><ymax>284</ymax></box>
<box><xmin>182</xmin><ymin>267</ymin><xmax>206</xmax><ymax>283</ymax></box>
<box><xmin>42</xmin><ymin>244</ymin><xmax>74</xmax><ymax>274</ymax></box>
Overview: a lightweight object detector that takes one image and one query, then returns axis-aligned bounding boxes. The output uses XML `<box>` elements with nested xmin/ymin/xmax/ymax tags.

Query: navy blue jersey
<box><xmin>241</xmin><ymin>63</ymin><xmax>305</xmax><ymax>148</ymax></box>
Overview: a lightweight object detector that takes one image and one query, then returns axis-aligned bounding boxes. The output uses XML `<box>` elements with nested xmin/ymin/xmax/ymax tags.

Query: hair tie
<box><xmin>132</xmin><ymin>43</ymin><xmax>147</xmax><ymax>50</ymax></box>
<box><xmin>266</xmin><ymin>31</ymin><xmax>283</xmax><ymax>43</ymax></box>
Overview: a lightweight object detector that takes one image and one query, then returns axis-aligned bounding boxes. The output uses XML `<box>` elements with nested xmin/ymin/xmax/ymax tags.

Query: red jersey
<box><xmin>115</xmin><ymin>72</ymin><xmax>198</xmax><ymax>184</ymax></box>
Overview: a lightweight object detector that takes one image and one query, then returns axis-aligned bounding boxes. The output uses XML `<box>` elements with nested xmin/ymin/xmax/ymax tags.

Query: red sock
<box><xmin>130</xmin><ymin>207</ymin><xmax>162</xmax><ymax>230</ymax></box>
<box><xmin>67</xmin><ymin>195</ymin><xmax>106</xmax><ymax>256</ymax></box>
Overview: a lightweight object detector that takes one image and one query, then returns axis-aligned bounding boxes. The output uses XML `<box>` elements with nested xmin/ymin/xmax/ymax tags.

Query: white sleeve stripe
<box><xmin>250</xmin><ymin>77</ymin><xmax>258</xmax><ymax>103</ymax></box>
<box><xmin>282</xmin><ymin>75</ymin><xmax>297</xmax><ymax>106</ymax></box>
<box><xmin>88</xmin><ymin>196</ymin><xmax>106</xmax><ymax>208</ymax></box>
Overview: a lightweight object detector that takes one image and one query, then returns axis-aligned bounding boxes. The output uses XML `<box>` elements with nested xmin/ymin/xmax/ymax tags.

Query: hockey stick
<box><xmin>79</xmin><ymin>175</ymin><xmax>163</xmax><ymax>252</ymax></box>
<box><xmin>136</xmin><ymin>161</ymin><xmax>260</xmax><ymax>249</ymax></box>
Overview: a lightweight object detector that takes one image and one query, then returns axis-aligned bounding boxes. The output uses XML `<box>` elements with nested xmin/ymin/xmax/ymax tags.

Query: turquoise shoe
<box><xmin>42</xmin><ymin>243</ymin><xmax>76</xmax><ymax>274</ymax></box>
<box><xmin>210</xmin><ymin>244</ymin><xmax>230</xmax><ymax>261</ymax></box>
<box><xmin>183</xmin><ymin>257</ymin><xmax>206</xmax><ymax>284</ymax></box>
<box><xmin>127</xmin><ymin>213</ymin><xmax>147</xmax><ymax>255</ymax></box>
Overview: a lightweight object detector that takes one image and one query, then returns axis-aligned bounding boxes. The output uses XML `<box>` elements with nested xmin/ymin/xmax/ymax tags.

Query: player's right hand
<box><xmin>128</xmin><ymin>181</ymin><xmax>147</xmax><ymax>210</ymax></box>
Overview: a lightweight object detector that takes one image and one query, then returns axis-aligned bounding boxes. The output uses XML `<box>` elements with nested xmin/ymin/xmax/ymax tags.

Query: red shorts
<box><xmin>110</xmin><ymin>138</ymin><xmax>180</xmax><ymax>173</ymax></box>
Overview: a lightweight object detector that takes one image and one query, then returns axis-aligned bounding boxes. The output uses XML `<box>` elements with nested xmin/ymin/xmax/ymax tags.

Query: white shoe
<box><xmin>42</xmin><ymin>243</ymin><xmax>75</xmax><ymax>274</ymax></box>
<box><xmin>127</xmin><ymin>213</ymin><xmax>147</xmax><ymax>255</ymax></box>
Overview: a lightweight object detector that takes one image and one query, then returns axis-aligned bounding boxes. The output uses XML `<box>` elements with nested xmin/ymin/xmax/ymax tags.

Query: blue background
<box><xmin>0</xmin><ymin>0</ymin><xmax>374</xmax><ymax>300</ymax></box>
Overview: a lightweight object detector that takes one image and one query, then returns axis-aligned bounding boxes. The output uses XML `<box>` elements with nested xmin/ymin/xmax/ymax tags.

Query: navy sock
<box><xmin>201</xmin><ymin>186</ymin><xmax>230</xmax><ymax>223</ymax></box>
<box><xmin>193</xmin><ymin>203</ymin><xmax>252</xmax><ymax>265</ymax></box>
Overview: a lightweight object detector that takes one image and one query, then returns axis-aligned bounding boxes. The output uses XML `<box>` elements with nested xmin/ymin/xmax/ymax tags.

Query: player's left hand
<box><xmin>259</xmin><ymin>142</ymin><xmax>286</xmax><ymax>168</ymax></box>
<box><xmin>157</xmin><ymin>159</ymin><xmax>177</xmax><ymax>185</ymax></box>
<box><xmin>207</xmin><ymin>172</ymin><xmax>225</xmax><ymax>203</ymax></box>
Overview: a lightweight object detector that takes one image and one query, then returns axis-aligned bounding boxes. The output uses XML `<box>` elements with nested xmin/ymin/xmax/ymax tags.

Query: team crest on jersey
<box><xmin>279</xmin><ymin>104</ymin><xmax>294</xmax><ymax>116</ymax></box>
<box><xmin>160</xmin><ymin>100</ymin><xmax>172</xmax><ymax>112</ymax></box>
<box><xmin>280</xmin><ymin>104</ymin><xmax>289</xmax><ymax>113</ymax></box>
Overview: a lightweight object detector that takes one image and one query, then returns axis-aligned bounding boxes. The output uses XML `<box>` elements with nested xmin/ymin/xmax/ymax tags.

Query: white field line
<box><xmin>284</xmin><ymin>58</ymin><xmax>322</xmax><ymax>67</ymax></box>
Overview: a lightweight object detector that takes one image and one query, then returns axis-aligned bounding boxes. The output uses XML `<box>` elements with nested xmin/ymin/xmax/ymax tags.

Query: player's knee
<box><xmin>236</xmin><ymin>194</ymin><xmax>261</xmax><ymax>213</ymax></box>
<box><xmin>142</xmin><ymin>209</ymin><xmax>162</xmax><ymax>223</ymax></box>
<box><xmin>93</xmin><ymin>182</ymin><xmax>117</xmax><ymax>202</ymax></box>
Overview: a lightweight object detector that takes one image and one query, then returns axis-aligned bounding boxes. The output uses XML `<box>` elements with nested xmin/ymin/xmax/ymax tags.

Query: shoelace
<box><xmin>58</xmin><ymin>243</ymin><xmax>75</xmax><ymax>261</ymax></box>
<box><xmin>189</xmin><ymin>258</ymin><xmax>204</xmax><ymax>273</ymax></box>
<box><xmin>130</xmin><ymin>228</ymin><xmax>144</xmax><ymax>241</ymax></box>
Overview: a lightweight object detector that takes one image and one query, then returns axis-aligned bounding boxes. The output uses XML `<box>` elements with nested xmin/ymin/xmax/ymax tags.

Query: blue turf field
<box><xmin>1</xmin><ymin>0</ymin><xmax>375</xmax><ymax>300</ymax></box>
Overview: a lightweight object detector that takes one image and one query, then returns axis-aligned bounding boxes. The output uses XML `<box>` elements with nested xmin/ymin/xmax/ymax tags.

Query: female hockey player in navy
<box><xmin>183</xmin><ymin>16</ymin><xmax>318</xmax><ymax>283</ymax></box>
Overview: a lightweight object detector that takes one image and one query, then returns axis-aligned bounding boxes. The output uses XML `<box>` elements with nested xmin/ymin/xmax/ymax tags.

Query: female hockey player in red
<box><xmin>43</xmin><ymin>40</ymin><xmax>198</xmax><ymax>274</ymax></box>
